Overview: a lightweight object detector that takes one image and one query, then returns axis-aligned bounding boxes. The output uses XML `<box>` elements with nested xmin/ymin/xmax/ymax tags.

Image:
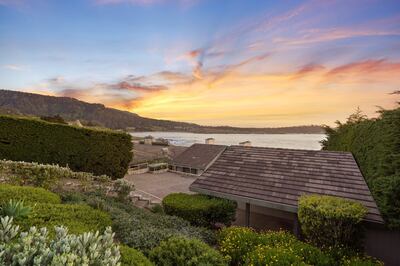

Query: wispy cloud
<box><xmin>94</xmin><ymin>0</ymin><xmax>198</xmax><ymax>7</ymax></box>
<box><xmin>2</xmin><ymin>64</ymin><xmax>25</xmax><ymax>71</ymax></box>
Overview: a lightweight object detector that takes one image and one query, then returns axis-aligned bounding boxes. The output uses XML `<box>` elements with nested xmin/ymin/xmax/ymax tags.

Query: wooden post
<box><xmin>245</xmin><ymin>203</ymin><xmax>250</xmax><ymax>227</ymax></box>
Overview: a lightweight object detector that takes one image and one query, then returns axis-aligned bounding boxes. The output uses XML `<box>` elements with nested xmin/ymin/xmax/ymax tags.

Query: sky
<box><xmin>1</xmin><ymin>0</ymin><xmax>400</xmax><ymax>127</ymax></box>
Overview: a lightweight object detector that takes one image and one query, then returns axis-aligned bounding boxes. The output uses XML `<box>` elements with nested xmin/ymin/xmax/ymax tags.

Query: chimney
<box><xmin>205</xmin><ymin>138</ymin><xmax>215</xmax><ymax>144</ymax></box>
<box><xmin>239</xmin><ymin>141</ymin><xmax>251</xmax><ymax>146</ymax></box>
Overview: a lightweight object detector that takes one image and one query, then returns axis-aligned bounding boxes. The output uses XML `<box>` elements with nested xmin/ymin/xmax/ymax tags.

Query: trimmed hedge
<box><xmin>0</xmin><ymin>159</ymin><xmax>110</xmax><ymax>189</ymax></box>
<box><xmin>16</xmin><ymin>203</ymin><xmax>112</xmax><ymax>236</ymax></box>
<box><xmin>298</xmin><ymin>195</ymin><xmax>367</xmax><ymax>250</ymax></box>
<box><xmin>119</xmin><ymin>245</ymin><xmax>153</xmax><ymax>266</ymax></box>
<box><xmin>0</xmin><ymin>184</ymin><xmax>61</xmax><ymax>204</ymax></box>
<box><xmin>162</xmin><ymin>193</ymin><xmax>237</xmax><ymax>227</ymax></box>
<box><xmin>0</xmin><ymin>115</ymin><xmax>132</xmax><ymax>179</ymax></box>
<box><xmin>149</xmin><ymin>236</ymin><xmax>227</xmax><ymax>266</ymax></box>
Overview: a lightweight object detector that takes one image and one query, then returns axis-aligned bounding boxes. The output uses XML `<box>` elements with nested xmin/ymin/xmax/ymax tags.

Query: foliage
<box><xmin>62</xmin><ymin>191</ymin><xmax>216</xmax><ymax>254</ymax></box>
<box><xmin>321</xmin><ymin>106</ymin><xmax>400</xmax><ymax>228</ymax></box>
<box><xmin>16</xmin><ymin>203</ymin><xmax>112</xmax><ymax>236</ymax></box>
<box><xmin>245</xmin><ymin>246</ymin><xmax>307</xmax><ymax>266</ymax></box>
<box><xmin>0</xmin><ymin>159</ymin><xmax>111</xmax><ymax>189</ymax></box>
<box><xmin>0</xmin><ymin>216</ymin><xmax>121</xmax><ymax>265</ymax></box>
<box><xmin>0</xmin><ymin>184</ymin><xmax>61</xmax><ymax>204</ymax></box>
<box><xmin>150</xmin><ymin>203</ymin><xmax>164</xmax><ymax>214</ymax></box>
<box><xmin>217</xmin><ymin>227</ymin><xmax>299</xmax><ymax>265</ymax></box>
<box><xmin>0</xmin><ymin>115</ymin><xmax>132</xmax><ymax>179</ymax></box>
<box><xmin>113</xmin><ymin>179</ymin><xmax>134</xmax><ymax>202</ymax></box>
<box><xmin>298</xmin><ymin>195</ymin><xmax>367</xmax><ymax>250</ymax></box>
<box><xmin>369</xmin><ymin>175</ymin><xmax>400</xmax><ymax>229</ymax></box>
<box><xmin>341</xmin><ymin>256</ymin><xmax>384</xmax><ymax>266</ymax></box>
<box><xmin>119</xmin><ymin>245</ymin><xmax>153</xmax><ymax>266</ymax></box>
<box><xmin>162</xmin><ymin>193</ymin><xmax>237</xmax><ymax>227</ymax></box>
<box><xmin>40</xmin><ymin>114</ymin><xmax>67</xmax><ymax>124</ymax></box>
<box><xmin>0</xmin><ymin>199</ymin><xmax>31</xmax><ymax>219</ymax></box>
<box><xmin>149</xmin><ymin>236</ymin><xmax>227</xmax><ymax>266</ymax></box>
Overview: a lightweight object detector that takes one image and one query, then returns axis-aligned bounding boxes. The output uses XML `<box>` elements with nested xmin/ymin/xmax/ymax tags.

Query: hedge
<box><xmin>0</xmin><ymin>184</ymin><xmax>61</xmax><ymax>204</ymax></box>
<box><xmin>0</xmin><ymin>115</ymin><xmax>132</xmax><ymax>179</ymax></box>
<box><xmin>298</xmin><ymin>195</ymin><xmax>367</xmax><ymax>250</ymax></box>
<box><xmin>119</xmin><ymin>245</ymin><xmax>153</xmax><ymax>266</ymax></box>
<box><xmin>61</xmin><ymin>191</ymin><xmax>216</xmax><ymax>254</ymax></box>
<box><xmin>321</xmin><ymin>106</ymin><xmax>400</xmax><ymax>228</ymax></box>
<box><xmin>149</xmin><ymin>236</ymin><xmax>227</xmax><ymax>266</ymax></box>
<box><xmin>162</xmin><ymin>193</ymin><xmax>237</xmax><ymax>227</ymax></box>
<box><xmin>0</xmin><ymin>160</ymin><xmax>110</xmax><ymax>189</ymax></box>
<box><xmin>16</xmin><ymin>203</ymin><xmax>112</xmax><ymax>236</ymax></box>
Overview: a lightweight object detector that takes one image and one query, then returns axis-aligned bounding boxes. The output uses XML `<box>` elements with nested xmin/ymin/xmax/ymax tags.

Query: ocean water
<box><xmin>130</xmin><ymin>132</ymin><xmax>326</xmax><ymax>150</ymax></box>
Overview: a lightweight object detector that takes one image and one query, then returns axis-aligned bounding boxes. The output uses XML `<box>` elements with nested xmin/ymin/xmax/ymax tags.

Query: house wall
<box><xmin>235</xmin><ymin>202</ymin><xmax>296</xmax><ymax>232</ymax></box>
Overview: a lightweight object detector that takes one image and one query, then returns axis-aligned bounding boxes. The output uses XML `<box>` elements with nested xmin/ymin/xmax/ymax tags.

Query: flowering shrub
<box><xmin>149</xmin><ymin>236</ymin><xmax>227</xmax><ymax>266</ymax></box>
<box><xmin>245</xmin><ymin>246</ymin><xmax>307</xmax><ymax>266</ymax></box>
<box><xmin>298</xmin><ymin>195</ymin><xmax>367</xmax><ymax>250</ymax></box>
<box><xmin>341</xmin><ymin>256</ymin><xmax>384</xmax><ymax>266</ymax></box>
<box><xmin>0</xmin><ymin>216</ymin><xmax>121</xmax><ymax>265</ymax></box>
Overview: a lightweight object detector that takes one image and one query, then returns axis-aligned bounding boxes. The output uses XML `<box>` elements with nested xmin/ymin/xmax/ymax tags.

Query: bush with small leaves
<box><xmin>0</xmin><ymin>216</ymin><xmax>121</xmax><ymax>265</ymax></box>
<box><xmin>149</xmin><ymin>236</ymin><xmax>227</xmax><ymax>266</ymax></box>
<box><xmin>163</xmin><ymin>193</ymin><xmax>237</xmax><ymax>227</ymax></box>
<box><xmin>113</xmin><ymin>179</ymin><xmax>134</xmax><ymax>202</ymax></box>
<box><xmin>0</xmin><ymin>184</ymin><xmax>61</xmax><ymax>204</ymax></box>
<box><xmin>0</xmin><ymin>199</ymin><xmax>31</xmax><ymax>219</ymax></box>
<box><xmin>298</xmin><ymin>194</ymin><xmax>367</xmax><ymax>250</ymax></box>
<box><xmin>341</xmin><ymin>256</ymin><xmax>384</xmax><ymax>266</ymax></box>
<box><xmin>119</xmin><ymin>245</ymin><xmax>153</xmax><ymax>266</ymax></box>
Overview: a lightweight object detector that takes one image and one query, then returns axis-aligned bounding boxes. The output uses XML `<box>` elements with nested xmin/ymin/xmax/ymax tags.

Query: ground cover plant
<box><xmin>61</xmin><ymin>191</ymin><xmax>216</xmax><ymax>255</ymax></box>
<box><xmin>0</xmin><ymin>115</ymin><xmax>132</xmax><ymax>179</ymax></box>
<box><xmin>119</xmin><ymin>245</ymin><xmax>153</xmax><ymax>266</ymax></box>
<box><xmin>162</xmin><ymin>192</ymin><xmax>237</xmax><ymax>227</ymax></box>
<box><xmin>298</xmin><ymin>194</ymin><xmax>367</xmax><ymax>250</ymax></box>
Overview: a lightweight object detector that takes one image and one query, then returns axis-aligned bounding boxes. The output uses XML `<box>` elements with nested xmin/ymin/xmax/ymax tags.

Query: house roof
<box><xmin>172</xmin><ymin>143</ymin><xmax>227</xmax><ymax>170</ymax></box>
<box><xmin>190</xmin><ymin>145</ymin><xmax>383</xmax><ymax>223</ymax></box>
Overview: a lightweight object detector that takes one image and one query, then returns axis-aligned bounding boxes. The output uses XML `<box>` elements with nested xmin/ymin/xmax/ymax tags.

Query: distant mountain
<box><xmin>0</xmin><ymin>90</ymin><xmax>325</xmax><ymax>134</ymax></box>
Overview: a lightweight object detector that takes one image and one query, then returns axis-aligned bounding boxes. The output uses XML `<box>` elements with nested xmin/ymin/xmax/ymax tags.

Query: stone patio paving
<box><xmin>124</xmin><ymin>172</ymin><xmax>196</xmax><ymax>201</ymax></box>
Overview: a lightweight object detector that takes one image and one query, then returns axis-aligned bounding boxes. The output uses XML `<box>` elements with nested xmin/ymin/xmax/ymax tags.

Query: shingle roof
<box><xmin>190</xmin><ymin>145</ymin><xmax>383</xmax><ymax>223</ymax></box>
<box><xmin>172</xmin><ymin>143</ymin><xmax>226</xmax><ymax>170</ymax></box>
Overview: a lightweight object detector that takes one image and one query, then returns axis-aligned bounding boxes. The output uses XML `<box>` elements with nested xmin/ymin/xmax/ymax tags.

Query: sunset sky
<box><xmin>1</xmin><ymin>0</ymin><xmax>399</xmax><ymax>127</ymax></box>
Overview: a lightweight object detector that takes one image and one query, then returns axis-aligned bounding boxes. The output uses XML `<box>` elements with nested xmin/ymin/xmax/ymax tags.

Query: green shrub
<box><xmin>245</xmin><ymin>246</ymin><xmax>307</xmax><ymax>266</ymax></box>
<box><xmin>162</xmin><ymin>193</ymin><xmax>237</xmax><ymax>227</ymax></box>
<box><xmin>63</xmin><ymin>192</ymin><xmax>216</xmax><ymax>254</ymax></box>
<box><xmin>322</xmin><ymin>106</ymin><xmax>400</xmax><ymax>228</ymax></box>
<box><xmin>218</xmin><ymin>227</ymin><xmax>297</xmax><ymax>265</ymax></box>
<box><xmin>149</xmin><ymin>236</ymin><xmax>227</xmax><ymax>266</ymax></box>
<box><xmin>0</xmin><ymin>159</ymin><xmax>111</xmax><ymax>189</ymax></box>
<box><xmin>0</xmin><ymin>199</ymin><xmax>31</xmax><ymax>219</ymax></box>
<box><xmin>298</xmin><ymin>194</ymin><xmax>367</xmax><ymax>250</ymax></box>
<box><xmin>290</xmin><ymin>241</ymin><xmax>333</xmax><ymax>266</ymax></box>
<box><xmin>0</xmin><ymin>216</ymin><xmax>120</xmax><ymax>265</ymax></box>
<box><xmin>0</xmin><ymin>115</ymin><xmax>132</xmax><ymax>179</ymax></box>
<box><xmin>16</xmin><ymin>203</ymin><xmax>112</xmax><ymax>236</ymax></box>
<box><xmin>370</xmin><ymin>175</ymin><xmax>400</xmax><ymax>229</ymax></box>
<box><xmin>113</xmin><ymin>179</ymin><xmax>134</xmax><ymax>202</ymax></box>
<box><xmin>0</xmin><ymin>184</ymin><xmax>61</xmax><ymax>204</ymax></box>
<box><xmin>150</xmin><ymin>203</ymin><xmax>164</xmax><ymax>214</ymax></box>
<box><xmin>120</xmin><ymin>245</ymin><xmax>153</xmax><ymax>266</ymax></box>
<box><xmin>341</xmin><ymin>256</ymin><xmax>384</xmax><ymax>266</ymax></box>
